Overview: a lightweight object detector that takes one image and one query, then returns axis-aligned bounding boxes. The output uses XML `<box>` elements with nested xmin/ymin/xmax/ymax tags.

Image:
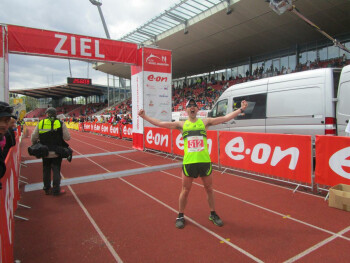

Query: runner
<box><xmin>138</xmin><ymin>98</ymin><xmax>248</xmax><ymax>229</ymax></box>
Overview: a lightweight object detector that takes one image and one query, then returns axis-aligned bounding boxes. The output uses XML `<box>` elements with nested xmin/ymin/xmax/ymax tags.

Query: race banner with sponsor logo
<box><xmin>109</xmin><ymin>124</ymin><xmax>120</xmax><ymax>137</ymax></box>
<box><xmin>315</xmin><ymin>136</ymin><xmax>350</xmax><ymax>186</ymax></box>
<box><xmin>122</xmin><ymin>124</ymin><xmax>133</xmax><ymax>139</ymax></box>
<box><xmin>171</xmin><ymin>129</ymin><xmax>219</xmax><ymax>164</ymax></box>
<box><xmin>83</xmin><ymin>122</ymin><xmax>92</xmax><ymax>132</ymax></box>
<box><xmin>93</xmin><ymin>123</ymin><xmax>101</xmax><ymax>134</ymax></box>
<box><xmin>219</xmin><ymin>131</ymin><xmax>312</xmax><ymax>183</ymax></box>
<box><xmin>131</xmin><ymin>47</ymin><xmax>172</xmax><ymax>150</ymax></box>
<box><xmin>1</xmin><ymin>134</ymin><xmax>20</xmax><ymax>263</ymax></box>
<box><xmin>144</xmin><ymin>127</ymin><xmax>171</xmax><ymax>153</ymax></box>
<box><xmin>7</xmin><ymin>25</ymin><xmax>137</xmax><ymax>64</ymax></box>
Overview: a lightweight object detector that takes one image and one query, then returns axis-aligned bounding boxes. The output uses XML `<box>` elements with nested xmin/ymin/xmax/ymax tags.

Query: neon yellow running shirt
<box><xmin>182</xmin><ymin>119</ymin><xmax>211</xmax><ymax>164</ymax></box>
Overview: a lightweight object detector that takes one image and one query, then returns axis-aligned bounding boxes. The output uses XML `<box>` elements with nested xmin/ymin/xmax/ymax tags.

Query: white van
<box><xmin>208</xmin><ymin>65</ymin><xmax>350</xmax><ymax>137</ymax></box>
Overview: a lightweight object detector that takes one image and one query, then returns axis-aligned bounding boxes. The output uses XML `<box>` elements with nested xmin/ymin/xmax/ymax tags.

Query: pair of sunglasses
<box><xmin>0</xmin><ymin>105</ymin><xmax>14</xmax><ymax>114</ymax></box>
<box><xmin>186</xmin><ymin>104</ymin><xmax>197</xmax><ymax>108</ymax></box>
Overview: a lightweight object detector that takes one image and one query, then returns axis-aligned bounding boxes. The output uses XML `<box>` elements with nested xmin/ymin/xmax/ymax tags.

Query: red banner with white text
<box><xmin>144</xmin><ymin>127</ymin><xmax>171</xmax><ymax>153</ymax></box>
<box><xmin>315</xmin><ymin>136</ymin><xmax>350</xmax><ymax>186</ymax></box>
<box><xmin>7</xmin><ymin>25</ymin><xmax>137</xmax><ymax>64</ymax></box>
<box><xmin>219</xmin><ymin>131</ymin><xmax>312</xmax><ymax>183</ymax></box>
<box><xmin>1</xmin><ymin>135</ymin><xmax>20</xmax><ymax>263</ymax></box>
<box><xmin>122</xmin><ymin>124</ymin><xmax>133</xmax><ymax>139</ymax></box>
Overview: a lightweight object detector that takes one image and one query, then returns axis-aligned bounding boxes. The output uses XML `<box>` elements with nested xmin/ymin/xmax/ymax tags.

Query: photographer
<box><xmin>31</xmin><ymin>107</ymin><xmax>71</xmax><ymax>196</ymax></box>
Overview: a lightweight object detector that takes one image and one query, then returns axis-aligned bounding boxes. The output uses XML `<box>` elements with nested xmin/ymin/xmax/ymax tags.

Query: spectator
<box><xmin>0</xmin><ymin>102</ymin><xmax>17</xmax><ymax>189</ymax></box>
<box><xmin>3</xmin><ymin>117</ymin><xmax>17</xmax><ymax>159</ymax></box>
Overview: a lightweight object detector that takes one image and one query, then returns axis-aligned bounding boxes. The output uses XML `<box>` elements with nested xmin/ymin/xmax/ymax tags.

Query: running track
<box><xmin>14</xmin><ymin>128</ymin><xmax>350</xmax><ymax>262</ymax></box>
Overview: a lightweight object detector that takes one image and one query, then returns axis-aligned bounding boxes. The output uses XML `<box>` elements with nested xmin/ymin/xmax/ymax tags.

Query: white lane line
<box><xmin>61</xmin><ymin>173</ymin><xmax>123</xmax><ymax>263</ymax></box>
<box><xmin>70</xmin><ymin>148</ymin><xmax>263</xmax><ymax>263</ymax></box>
<box><xmin>283</xmin><ymin>226</ymin><xmax>350</xmax><ymax>263</ymax></box>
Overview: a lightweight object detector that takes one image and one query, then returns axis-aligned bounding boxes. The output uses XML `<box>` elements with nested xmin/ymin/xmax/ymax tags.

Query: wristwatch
<box><xmin>239</xmin><ymin>108</ymin><xmax>244</xmax><ymax>113</ymax></box>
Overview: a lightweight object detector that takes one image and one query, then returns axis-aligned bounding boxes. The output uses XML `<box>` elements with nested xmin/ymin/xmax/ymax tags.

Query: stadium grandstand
<box><xmin>9</xmin><ymin>0</ymin><xmax>350</xmax><ymax>121</ymax></box>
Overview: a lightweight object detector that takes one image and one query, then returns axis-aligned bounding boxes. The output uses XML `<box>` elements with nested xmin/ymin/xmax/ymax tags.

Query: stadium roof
<box><xmin>10</xmin><ymin>83</ymin><xmax>107</xmax><ymax>99</ymax></box>
<box><xmin>95</xmin><ymin>0</ymin><xmax>350</xmax><ymax>79</ymax></box>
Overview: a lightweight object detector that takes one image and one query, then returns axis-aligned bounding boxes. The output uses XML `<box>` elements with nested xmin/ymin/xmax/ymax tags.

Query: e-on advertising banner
<box><xmin>143</xmin><ymin>71</ymin><xmax>171</xmax><ymax>122</ymax></box>
<box><xmin>143</xmin><ymin>47</ymin><xmax>172</xmax><ymax>123</ymax></box>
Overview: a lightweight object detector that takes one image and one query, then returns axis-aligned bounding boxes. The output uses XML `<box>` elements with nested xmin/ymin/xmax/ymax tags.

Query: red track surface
<box><xmin>14</xmin><ymin>128</ymin><xmax>350</xmax><ymax>262</ymax></box>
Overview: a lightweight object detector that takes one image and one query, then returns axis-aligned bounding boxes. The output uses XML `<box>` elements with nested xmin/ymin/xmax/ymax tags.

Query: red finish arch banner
<box><xmin>7</xmin><ymin>25</ymin><xmax>137</xmax><ymax>64</ymax></box>
<box><xmin>315</xmin><ymin>136</ymin><xmax>350</xmax><ymax>186</ymax></box>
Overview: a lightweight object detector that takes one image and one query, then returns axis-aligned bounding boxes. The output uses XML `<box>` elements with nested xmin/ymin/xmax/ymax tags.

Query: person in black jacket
<box><xmin>0</xmin><ymin>102</ymin><xmax>17</xmax><ymax>189</ymax></box>
<box><xmin>3</xmin><ymin>117</ymin><xmax>17</xmax><ymax>159</ymax></box>
<box><xmin>31</xmin><ymin>108</ymin><xmax>71</xmax><ymax>195</ymax></box>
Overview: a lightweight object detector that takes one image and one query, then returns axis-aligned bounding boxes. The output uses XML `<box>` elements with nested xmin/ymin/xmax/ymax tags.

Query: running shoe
<box><xmin>175</xmin><ymin>217</ymin><xmax>185</xmax><ymax>229</ymax></box>
<box><xmin>53</xmin><ymin>189</ymin><xmax>66</xmax><ymax>196</ymax></box>
<box><xmin>209</xmin><ymin>214</ymin><xmax>223</xmax><ymax>227</ymax></box>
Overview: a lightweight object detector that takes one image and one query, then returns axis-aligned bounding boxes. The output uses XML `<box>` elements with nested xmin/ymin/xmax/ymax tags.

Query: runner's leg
<box><xmin>179</xmin><ymin>171</ymin><xmax>193</xmax><ymax>213</ymax></box>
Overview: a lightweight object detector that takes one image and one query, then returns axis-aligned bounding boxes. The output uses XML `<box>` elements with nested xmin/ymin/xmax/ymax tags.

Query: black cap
<box><xmin>0</xmin><ymin>101</ymin><xmax>17</xmax><ymax>119</ymax></box>
<box><xmin>186</xmin><ymin>98</ymin><xmax>198</xmax><ymax>108</ymax></box>
<box><xmin>45</xmin><ymin>107</ymin><xmax>57</xmax><ymax>117</ymax></box>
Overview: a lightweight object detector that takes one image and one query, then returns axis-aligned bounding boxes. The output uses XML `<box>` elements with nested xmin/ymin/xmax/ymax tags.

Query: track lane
<box><xmin>15</xmin><ymin>129</ymin><xmax>350</xmax><ymax>262</ymax></box>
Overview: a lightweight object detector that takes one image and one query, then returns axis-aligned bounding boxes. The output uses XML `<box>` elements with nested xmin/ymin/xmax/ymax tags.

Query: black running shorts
<box><xmin>182</xmin><ymin>162</ymin><xmax>212</xmax><ymax>178</ymax></box>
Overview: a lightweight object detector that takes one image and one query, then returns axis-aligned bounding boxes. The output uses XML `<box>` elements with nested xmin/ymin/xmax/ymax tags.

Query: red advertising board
<box><xmin>219</xmin><ymin>131</ymin><xmax>312</xmax><ymax>183</ymax></box>
<box><xmin>315</xmin><ymin>136</ymin><xmax>350</xmax><ymax>186</ymax></box>
<box><xmin>144</xmin><ymin>127</ymin><xmax>171</xmax><ymax>153</ymax></box>
<box><xmin>7</xmin><ymin>25</ymin><xmax>137</xmax><ymax>64</ymax></box>
<box><xmin>100</xmin><ymin>123</ymin><xmax>109</xmax><ymax>135</ymax></box>
<box><xmin>93</xmin><ymin>123</ymin><xmax>101</xmax><ymax>133</ymax></box>
<box><xmin>84</xmin><ymin>122</ymin><xmax>92</xmax><ymax>132</ymax></box>
<box><xmin>122</xmin><ymin>124</ymin><xmax>133</xmax><ymax>139</ymax></box>
<box><xmin>1</xmin><ymin>139</ymin><xmax>20</xmax><ymax>263</ymax></box>
<box><xmin>171</xmin><ymin>129</ymin><xmax>219</xmax><ymax>164</ymax></box>
<box><xmin>109</xmin><ymin>124</ymin><xmax>120</xmax><ymax>137</ymax></box>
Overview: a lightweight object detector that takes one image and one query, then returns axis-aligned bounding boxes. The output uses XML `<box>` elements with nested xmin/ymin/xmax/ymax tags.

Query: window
<box><xmin>328</xmin><ymin>45</ymin><xmax>339</xmax><ymax>59</ymax></box>
<box><xmin>232</xmin><ymin>94</ymin><xmax>267</xmax><ymax>120</ymax></box>
<box><xmin>299</xmin><ymin>52</ymin><xmax>307</xmax><ymax>64</ymax></box>
<box><xmin>211</xmin><ymin>99</ymin><xmax>228</xmax><ymax>117</ymax></box>
<box><xmin>318</xmin><ymin>47</ymin><xmax>327</xmax><ymax>61</ymax></box>
<box><xmin>288</xmin><ymin>55</ymin><xmax>296</xmax><ymax>71</ymax></box>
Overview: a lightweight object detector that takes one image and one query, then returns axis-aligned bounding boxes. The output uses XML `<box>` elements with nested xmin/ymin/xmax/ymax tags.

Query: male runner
<box><xmin>138</xmin><ymin>98</ymin><xmax>248</xmax><ymax>229</ymax></box>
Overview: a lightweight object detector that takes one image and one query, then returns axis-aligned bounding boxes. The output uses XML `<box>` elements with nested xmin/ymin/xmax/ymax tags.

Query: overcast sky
<box><xmin>0</xmin><ymin>0</ymin><xmax>179</xmax><ymax>90</ymax></box>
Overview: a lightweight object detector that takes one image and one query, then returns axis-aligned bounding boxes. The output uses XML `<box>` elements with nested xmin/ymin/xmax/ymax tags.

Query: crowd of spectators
<box><xmin>172</xmin><ymin>54</ymin><xmax>350</xmax><ymax>111</ymax></box>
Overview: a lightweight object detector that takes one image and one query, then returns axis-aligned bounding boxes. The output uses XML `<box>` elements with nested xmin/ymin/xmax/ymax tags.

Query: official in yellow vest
<box><xmin>138</xmin><ymin>98</ymin><xmax>248</xmax><ymax>229</ymax></box>
<box><xmin>31</xmin><ymin>107</ymin><xmax>71</xmax><ymax>196</ymax></box>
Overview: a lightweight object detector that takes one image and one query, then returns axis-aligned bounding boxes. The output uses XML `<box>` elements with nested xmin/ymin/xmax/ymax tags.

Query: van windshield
<box><xmin>211</xmin><ymin>99</ymin><xmax>228</xmax><ymax>117</ymax></box>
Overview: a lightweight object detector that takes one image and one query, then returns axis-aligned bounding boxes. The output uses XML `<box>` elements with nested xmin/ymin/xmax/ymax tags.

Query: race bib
<box><xmin>187</xmin><ymin>136</ymin><xmax>204</xmax><ymax>152</ymax></box>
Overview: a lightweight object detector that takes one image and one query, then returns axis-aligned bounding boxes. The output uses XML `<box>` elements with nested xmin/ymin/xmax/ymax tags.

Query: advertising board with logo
<box><xmin>144</xmin><ymin>127</ymin><xmax>171</xmax><ymax>153</ymax></box>
<box><xmin>315</xmin><ymin>136</ymin><xmax>350</xmax><ymax>186</ymax></box>
<box><xmin>131</xmin><ymin>47</ymin><xmax>172</xmax><ymax>150</ymax></box>
<box><xmin>219</xmin><ymin>131</ymin><xmax>312</xmax><ymax>183</ymax></box>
